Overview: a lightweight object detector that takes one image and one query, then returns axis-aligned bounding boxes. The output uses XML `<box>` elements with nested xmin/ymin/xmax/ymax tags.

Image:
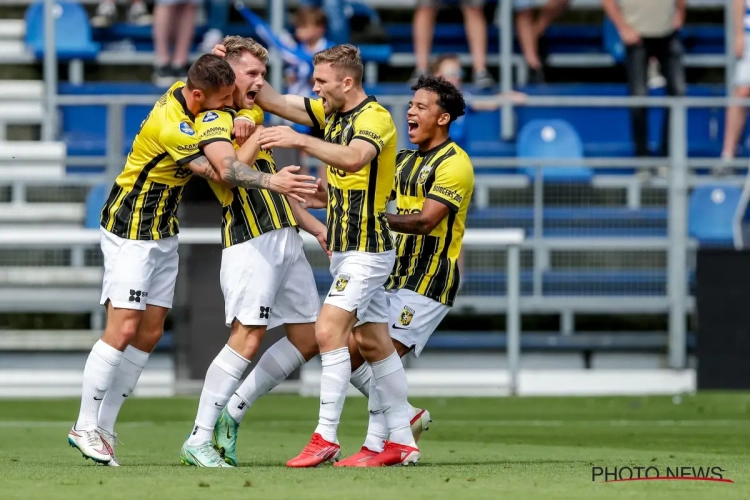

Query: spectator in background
<box><xmin>152</xmin><ymin>0</ymin><xmax>201</xmax><ymax>87</ymax></box>
<box><xmin>719</xmin><ymin>0</ymin><xmax>750</xmax><ymax>173</ymax></box>
<box><xmin>514</xmin><ymin>0</ymin><xmax>570</xmax><ymax>84</ymax></box>
<box><xmin>602</xmin><ymin>0</ymin><xmax>686</xmax><ymax>160</ymax></box>
<box><xmin>431</xmin><ymin>54</ymin><xmax>527</xmax><ymax>149</ymax></box>
<box><xmin>283</xmin><ymin>7</ymin><xmax>332</xmax><ymax>97</ymax></box>
<box><xmin>411</xmin><ymin>0</ymin><xmax>495</xmax><ymax>89</ymax></box>
<box><xmin>91</xmin><ymin>0</ymin><xmax>151</xmax><ymax>27</ymax></box>
<box><xmin>281</xmin><ymin>7</ymin><xmax>333</xmax><ymax>176</ymax></box>
<box><xmin>299</xmin><ymin>0</ymin><xmax>348</xmax><ymax>44</ymax></box>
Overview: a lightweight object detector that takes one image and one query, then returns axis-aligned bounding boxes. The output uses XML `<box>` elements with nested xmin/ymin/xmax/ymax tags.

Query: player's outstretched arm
<box><xmin>386</xmin><ymin>199</ymin><xmax>449</xmax><ymax>236</ymax></box>
<box><xmin>258</xmin><ymin>126</ymin><xmax>377</xmax><ymax>173</ymax></box>
<box><xmin>255</xmin><ymin>84</ymin><xmax>314</xmax><ymax>127</ymax></box>
<box><xmin>235</xmin><ymin>125</ymin><xmax>264</xmax><ymax>166</ymax></box>
<box><xmin>223</xmin><ymin>158</ymin><xmax>317</xmax><ymax>204</ymax></box>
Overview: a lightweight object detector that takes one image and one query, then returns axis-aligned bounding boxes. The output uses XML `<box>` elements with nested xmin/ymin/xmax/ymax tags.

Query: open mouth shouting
<box><xmin>407</xmin><ymin>119</ymin><xmax>419</xmax><ymax>133</ymax></box>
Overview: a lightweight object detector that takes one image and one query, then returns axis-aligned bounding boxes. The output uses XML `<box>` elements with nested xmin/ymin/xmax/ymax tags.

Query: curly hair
<box><xmin>411</xmin><ymin>75</ymin><xmax>466</xmax><ymax>124</ymax></box>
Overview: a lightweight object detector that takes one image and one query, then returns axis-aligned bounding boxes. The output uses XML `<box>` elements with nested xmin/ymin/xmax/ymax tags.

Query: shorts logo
<box><xmin>418</xmin><ymin>166</ymin><xmax>432</xmax><ymax>184</ymax></box>
<box><xmin>334</xmin><ymin>274</ymin><xmax>351</xmax><ymax>292</ymax></box>
<box><xmin>179</xmin><ymin>122</ymin><xmax>195</xmax><ymax>136</ymax></box>
<box><xmin>202</xmin><ymin>111</ymin><xmax>219</xmax><ymax>123</ymax></box>
<box><xmin>259</xmin><ymin>306</ymin><xmax>272</xmax><ymax>319</ymax></box>
<box><xmin>399</xmin><ymin>306</ymin><xmax>415</xmax><ymax>326</ymax></box>
<box><xmin>129</xmin><ymin>289</ymin><xmax>147</xmax><ymax>303</ymax></box>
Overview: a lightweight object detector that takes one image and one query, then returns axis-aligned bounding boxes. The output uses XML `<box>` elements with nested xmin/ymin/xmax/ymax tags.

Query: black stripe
<box><xmin>352</xmin><ymin>135</ymin><xmax>381</xmax><ymax>156</ymax></box>
<box><xmin>198</xmin><ymin>138</ymin><xmax>232</xmax><ymax>148</ymax></box>
<box><xmin>427</xmin><ymin>193</ymin><xmax>460</xmax><ymax>212</ymax></box>
<box><xmin>304</xmin><ymin>98</ymin><xmax>324</xmax><ymax>138</ymax></box>
<box><xmin>137</xmin><ymin>183</ymin><xmax>161</xmax><ymax>237</ymax></box>
<box><xmin>365</xmin><ymin>156</ymin><xmax>378</xmax><ymax>252</ymax></box>
<box><xmin>100</xmin><ymin>183</ymin><xmax>122</xmax><ymax>229</ymax></box>
<box><xmin>345</xmin><ymin>190</ymin><xmax>365</xmax><ymax>250</ymax></box>
<box><xmin>424</xmin><ymin>211</ymin><xmax>456</xmax><ymax>301</ymax></box>
<box><xmin>158</xmin><ymin>185</ymin><xmax>181</xmax><ymax>237</ymax></box>
<box><xmin>110</xmin><ymin>153</ymin><xmax>168</xmax><ymax>238</ymax></box>
<box><xmin>176</xmin><ymin>152</ymin><xmax>203</xmax><ymax>166</ymax></box>
<box><xmin>172</xmin><ymin>86</ymin><xmax>194</xmax><ymax>121</ymax></box>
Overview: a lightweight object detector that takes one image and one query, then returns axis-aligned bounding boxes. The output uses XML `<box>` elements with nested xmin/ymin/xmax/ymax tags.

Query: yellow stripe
<box><xmin>259</xmin><ymin>189</ymin><xmax>283</xmax><ymax>228</ymax></box>
<box><xmin>223</xmin><ymin>206</ymin><xmax>233</xmax><ymax>246</ymax></box>
<box><xmin>104</xmin><ymin>188</ymin><xmax>127</xmax><ymax>232</ymax></box>
<box><xmin>238</xmin><ymin>189</ymin><xmax>262</xmax><ymax>237</ymax></box>
<box><xmin>128</xmin><ymin>180</ymin><xmax>149</xmax><ymax>239</ymax></box>
<box><xmin>416</xmin><ymin>240</ymin><xmax>443</xmax><ymax>297</ymax></box>
<box><xmin>150</xmin><ymin>187</ymin><xmax>169</xmax><ymax>240</ymax></box>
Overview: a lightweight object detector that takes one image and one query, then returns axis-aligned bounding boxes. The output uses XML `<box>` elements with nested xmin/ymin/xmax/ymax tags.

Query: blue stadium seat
<box><xmin>25</xmin><ymin>1</ymin><xmax>100</xmax><ymax>60</ymax></box>
<box><xmin>688</xmin><ymin>185</ymin><xmax>742</xmax><ymax>246</ymax></box>
<box><xmin>517</xmin><ymin>119</ymin><xmax>592</xmax><ymax>183</ymax></box>
<box><xmin>84</xmin><ymin>184</ymin><xmax>108</xmax><ymax>229</ymax></box>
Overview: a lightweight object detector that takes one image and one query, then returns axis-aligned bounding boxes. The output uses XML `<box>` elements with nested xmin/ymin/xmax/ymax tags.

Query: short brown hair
<box><xmin>294</xmin><ymin>6</ymin><xmax>327</xmax><ymax>28</ymax></box>
<box><xmin>313</xmin><ymin>44</ymin><xmax>363</xmax><ymax>85</ymax></box>
<box><xmin>222</xmin><ymin>35</ymin><xmax>269</xmax><ymax>65</ymax></box>
<box><xmin>186</xmin><ymin>54</ymin><xmax>235</xmax><ymax>92</ymax></box>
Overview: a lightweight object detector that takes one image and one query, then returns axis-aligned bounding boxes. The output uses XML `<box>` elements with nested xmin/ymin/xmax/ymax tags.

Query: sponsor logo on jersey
<box><xmin>179</xmin><ymin>122</ymin><xmax>195</xmax><ymax>136</ymax></box>
<box><xmin>202</xmin><ymin>111</ymin><xmax>219</xmax><ymax>123</ymax></box>
<box><xmin>433</xmin><ymin>184</ymin><xmax>463</xmax><ymax>203</ymax></box>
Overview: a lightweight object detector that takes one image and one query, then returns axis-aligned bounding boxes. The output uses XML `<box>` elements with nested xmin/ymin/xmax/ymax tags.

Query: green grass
<box><xmin>1</xmin><ymin>394</ymin><xmax>750</xmax><ymax>499</ymax></box>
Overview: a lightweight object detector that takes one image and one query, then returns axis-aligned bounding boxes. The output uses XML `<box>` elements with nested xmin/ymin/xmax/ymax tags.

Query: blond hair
<box><xmin>313</xmin><ymin>44</ymin><xmax>363</xmax><ymax>85</ymax></box>
<box><xmin>222</xmin><ymin>36</ymin><xmax>268</xmax><ymax>65</ymax></box>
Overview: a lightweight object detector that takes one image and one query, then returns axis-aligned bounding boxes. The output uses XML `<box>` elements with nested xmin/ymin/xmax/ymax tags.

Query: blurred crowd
<box><xmin>89</xmin><ymin>0</ymin><xmax>750</xmax><ymax>167</ymax></box>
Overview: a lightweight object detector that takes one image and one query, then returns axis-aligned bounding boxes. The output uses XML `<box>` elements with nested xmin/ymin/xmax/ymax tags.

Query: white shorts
<box><xmin>221</xmin><ymin>227</ymin><xmax>319</xmax><ymax>328</ymax></box>
<box><xmin>99</xmin><ymin>227</ymin><xmax>179</xmax><ymax>310</ymax></box>
<box><xmin>387</xmin><ymin>288</ymin><xmax>451</xmax><ymax>357</ymax></box>
<box><xmin>736</xmin><ymin>34</ymin><xmax>750</xmax><ymax>86</ymax></box>
<box><xmin>324</xmin><ymin>250</ymin><xmax>396</xmax><ymax>326</ymax></box>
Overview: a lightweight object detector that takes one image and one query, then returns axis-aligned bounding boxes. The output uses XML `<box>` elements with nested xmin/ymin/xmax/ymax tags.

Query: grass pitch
<box><xmin>1</xmin><ymin>394</ymin><xmax>749</xmax><ymax>499</ymax></box>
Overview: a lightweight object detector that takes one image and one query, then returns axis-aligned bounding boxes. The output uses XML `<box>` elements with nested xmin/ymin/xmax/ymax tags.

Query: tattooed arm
<box><xmin>186</xmin><ymin>155</ymin><xmax>231</xmax><ymax>188</ymax></box>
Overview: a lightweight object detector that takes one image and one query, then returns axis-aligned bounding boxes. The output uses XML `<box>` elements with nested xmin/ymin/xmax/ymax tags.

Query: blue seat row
<box><xmin>58</xmin><ymin>82</ymin><xmax>736</xmax><ymax>161</ymax></box>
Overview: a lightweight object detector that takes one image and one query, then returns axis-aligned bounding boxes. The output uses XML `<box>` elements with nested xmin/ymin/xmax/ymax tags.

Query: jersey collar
<box><xmin>338</xmin><ymin>95</ymin><xmax>376</xmax><ymax>117</ymax></box>
<box><xmin>172</xmin><ymin>86</ymin><xmax>196</xmax><ymax>122</ymax></box>
<box><xmin>417</xmin><ymin>137</ymin><xmax>453</xmax><ymax>156</ymax></box>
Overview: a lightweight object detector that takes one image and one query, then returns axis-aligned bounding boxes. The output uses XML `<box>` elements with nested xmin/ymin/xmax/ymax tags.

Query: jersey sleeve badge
<box><xmin>179</xmin><ymin>122</ymin><xmax>195</xmax><ymax>136</ymax></box>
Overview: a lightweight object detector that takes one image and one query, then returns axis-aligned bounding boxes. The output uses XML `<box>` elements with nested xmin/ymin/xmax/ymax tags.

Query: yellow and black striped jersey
<box><xmin>304</xmin><ymin>96</ymin><xmax>395</xmax><ymax>253</ymax></box>
<box><xmin>386</xmin><ymin>140</ymin><xmax>474</xmax><ymax>306</ymax></box>
<box><xmin>100</xmin><ymin>82</ymin><xmax>203</xmax><ymax>240</ymax></box>
<box><xmin>196</xmin><ymin>106</ymin><xmax>297</xmax><ymax>248</ymax></box>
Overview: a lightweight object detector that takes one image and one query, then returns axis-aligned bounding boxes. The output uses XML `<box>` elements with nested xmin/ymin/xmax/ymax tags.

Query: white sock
<box><xmin>371</xmin><ymin>351</ymin><xmax>415</xmax><ymax>447</ymax></box>
<box><xmin>75</xmin><ymin>340</ymin><xmax>124</xmax><ymax>431</ymax></box>
<box><xmin>363</xmin><ymin>373</ymin><xmax>389</xmax><ymax>452</ymax></box>
<box><xmin>227</xmin><ymin>337</ymin><xmax>305</xmax><ymax>423</ymax></box>
<box><xmin>313</xmin><ymin>347</ymin><xmax>350</xmax><ymax>443</ymax></box>
<box><xmin>187</xmin><ymin>345</ymin><xmax>250</xmax><ymax>446</ymax></box>
<box><xmin>97</xmin><ymin>345</ymin><xmax>150</xmax><ymax>434</ymax></box>
<box><xmin>349</xmin><ymin>362</ymin><xmax>371</xmax><ymax>397</ymax></box>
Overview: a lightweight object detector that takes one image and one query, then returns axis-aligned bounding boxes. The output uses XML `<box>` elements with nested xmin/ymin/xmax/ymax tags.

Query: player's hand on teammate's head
<box><xmin>258</xmin><ymin>126</ymin><xmax>302</xmax><ymax>150</ymax></box>
<box><xmin>233</xmin><ymin>117</ymin><xmax>256</xmax><ymax>146</ymax></box>
<box><xmin>270</xmin><ymin>165</ymin><xmax>318</xmax><ymax>203</ymax></box>
<box><xmin>212</xmin><ymin>44</ymin><xmax>227</xmax><ymax>58</ymax></box>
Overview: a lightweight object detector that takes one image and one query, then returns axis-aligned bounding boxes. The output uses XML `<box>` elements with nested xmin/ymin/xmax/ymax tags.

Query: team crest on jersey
<box><xmin>179</xmin><ymin>122</ymin><xmax>195</xmax><ymax>136</ymax></box>
<box><xmin>334</xmin><ymin>274</ymin><xmax>351</xmax><ymax>292</ymax></box>
<box><xmin>418</xmin><ymin>166</ymin><xmax>432</xmax><ymax>184</ymax></box>
<box><xmin>399</xmin><ymin>306</ymin><xmax>415</xmax><ymax>326</ymax></box>
<box><xmin>202</xmin><ymin>111</ymin><xmax>219</xmax><ymax>123</ymax></box>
